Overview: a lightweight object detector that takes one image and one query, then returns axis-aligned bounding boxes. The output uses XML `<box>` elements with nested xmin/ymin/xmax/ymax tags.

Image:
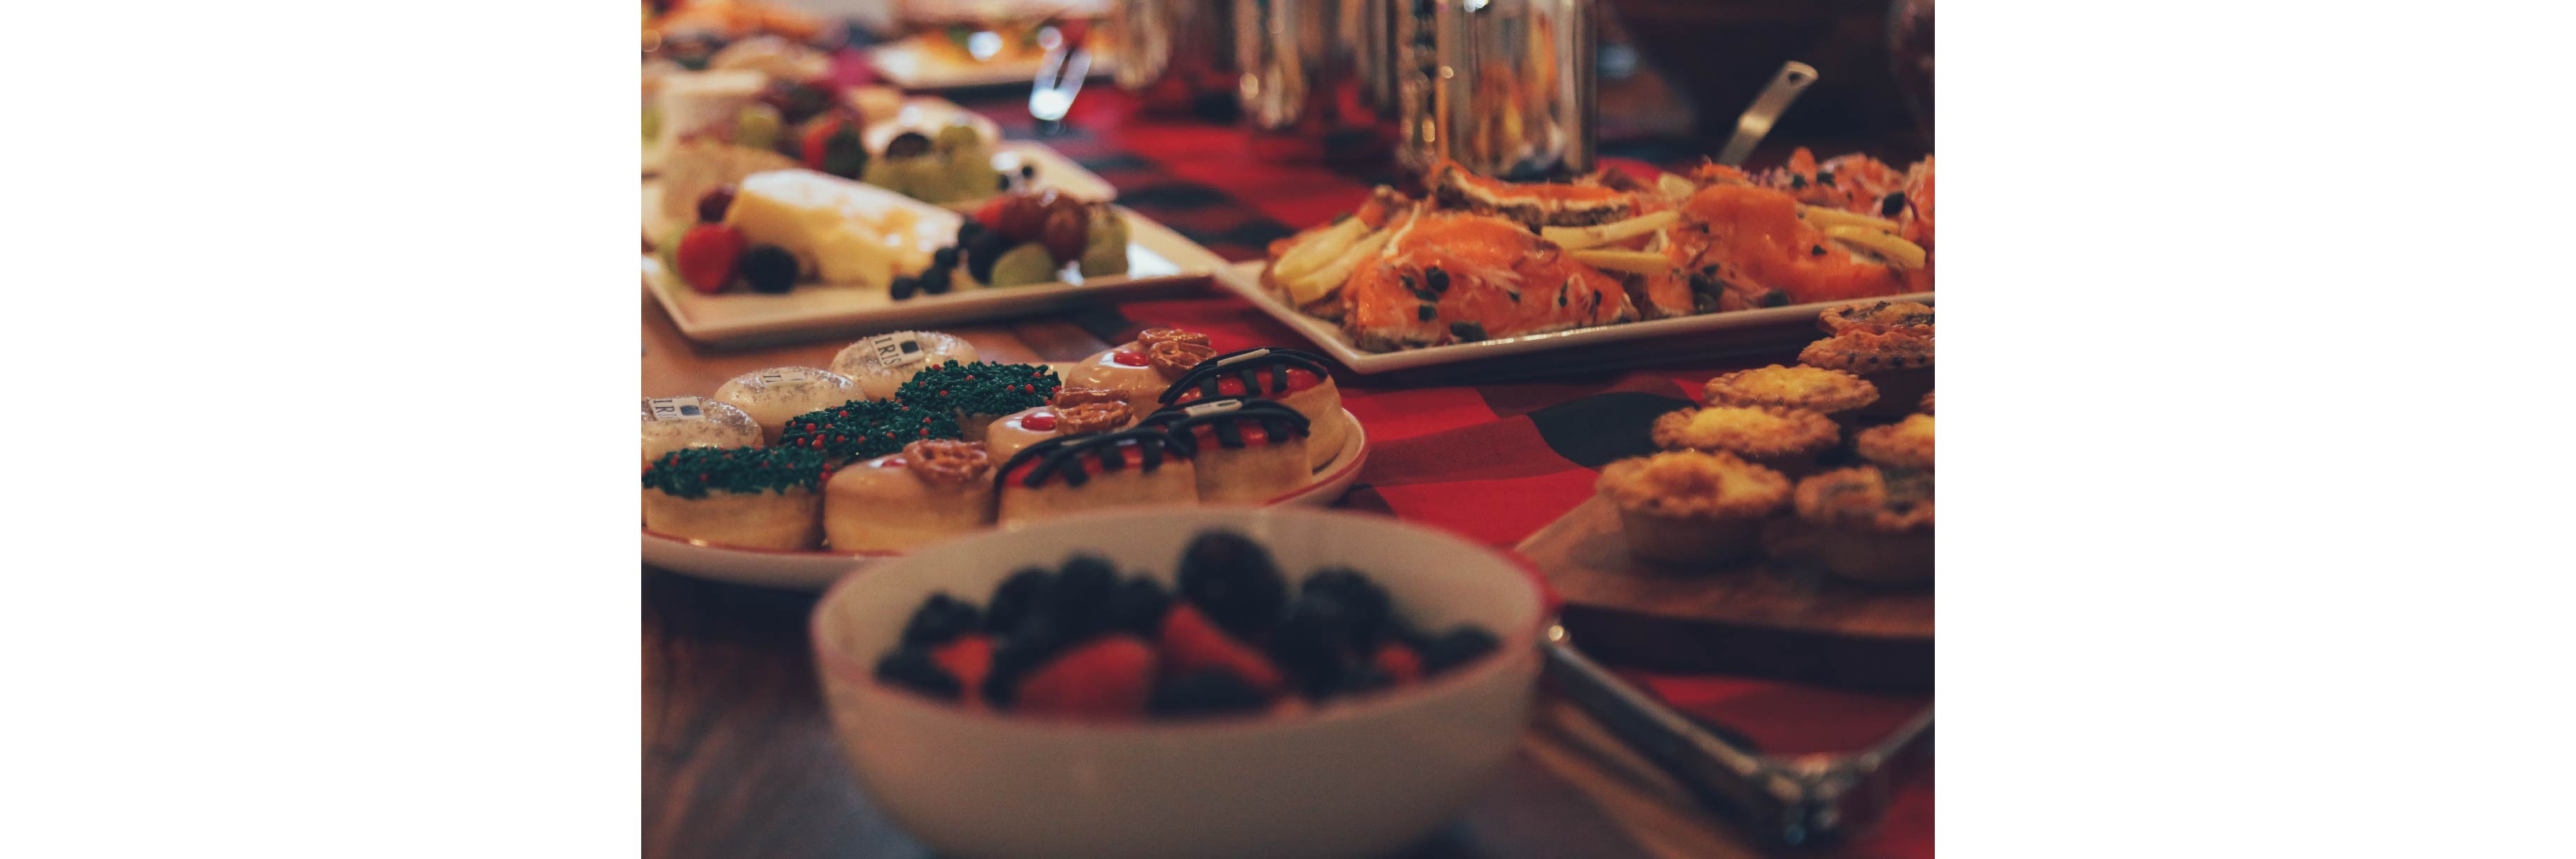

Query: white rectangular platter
<box><xmin>1210</xmin><ymin>260</ymin><xmax>1934</xmax><ymax>375</ymax></box>
<box><xmin>867</xmin><ymin>37</ymin><xmax>1118</xmax><ymax>90</ymax></box>
<box><xmin>645</xmin><ymin>206</ymin><xmax>1225</xmax><ymax>348</ymax></box>
<box><xmin>645</xmin><ymin>138</ymin><xmax>1112</xmax><ymax>215</ymax></box>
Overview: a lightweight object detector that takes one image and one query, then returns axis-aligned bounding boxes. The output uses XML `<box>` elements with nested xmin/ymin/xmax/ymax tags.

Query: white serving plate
<box><xmin>645</xmin><ymin>138</ymin><xmax>1116</xmax><ymax>221</ymax></box>
<box><xmin>1211</xmin><ymin>260</ymin><xmax>1935</xmax><ymax>375</ymax></box>
<box><xmin>867</xmin><ymin>36</ymin><xmax>1118</xmax><ymax>91</ymax></box>
<box><xmin>645</xmin><ymin>95</ymin><xmax>1006</xmax><ymax>177</ymax></box>
<box><xmin>642</xmin><ymin>408</ymin><xmax>1370</xmax><ymax>590</ymax></box>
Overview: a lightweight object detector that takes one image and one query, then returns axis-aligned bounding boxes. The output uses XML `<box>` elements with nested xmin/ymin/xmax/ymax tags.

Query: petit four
<box><xmin>777</xmin><ymin>398</ymin><xmax>963</xmax><ymax>462</ymax></box>
<box><xmin>1791</xmin><ymin>466</ymin><xmax>1933</xmax><ymax>584</ymax></box>
<box><xmin>824</xmin><ymin>439</ymin><xmax>998</xmax><ymax>552</ymax></box>
<box><xmin>1650</xmin><ymin>404</ymin><xmax>1839</xmax><ymax>476</ymax></box>
<box><xmin>994</xmin><ymin>429</ymin><xmax>1198</xmax><ymax>526</ymax></box>
<box><xmin>1159</xmin><ymin>348</ymin><xmax>1345</xmax><ymax>468</ymax></box>
<box><xmin>1700</xmin><ymin>364</ymin><xmax>1880</xmax><ymax>427</ymax></box>
<box><xmin>1595</xmin><ymin>450</ymin><xmax>1791</xmax><ymax>564</ymax></box>
<box><xmin>1067</xmin><ymin>327</ymin><xmax>1211</xmax><ymax>406</ymax></box>
<box><xmin>1140</xmin><ymin>397</ymin><xmax>1314</xmax><ymax>504</ymax></box>
<box><xmin>984</xmin><ymin>386</ymin><xmax>1136</xmax><ymax>461</ymax></box>
<box><xmin>1854</xmin><ymin>414</ymin><xmax>1934</xmax><ymax>470</ymax></box>
<box><xmin>713</xmin><ymin>366</ymin><xmax>860</xmax><ymax>444</ymax></box>
<box><xmin>640</xmin><ymin>396</ymin><xmax>761</xmax><ymax>467</ymax></box>
<box><xmin>641</xmin><ymin>446</ymin><xmax>830</xmax><ymax>550</ymax></box>
<box><xmin>893</xmin><ymin>361</ymin><xmax>1061</xmax><ymax>443</ymax></box>
<box><xmin>830</xmin><ymin>331</ymin><xmax>982</xmax><ymax>400</ymax></box>
<box><xmin>1817</xmin><ymin>300</ymin><xmax>1934</xmax><ymax>336</ymax></box>
<box><xmin>1798</xmin><ymin>328</ymin><xmax>1933</xmax><ymax>420</ymax></box>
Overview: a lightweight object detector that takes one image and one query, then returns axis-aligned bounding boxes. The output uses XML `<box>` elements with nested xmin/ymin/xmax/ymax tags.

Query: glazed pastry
<box><xmin>994</xmin><ymin>428</ymin><xmax>1198</xmax><ymax>526</ymax></box>
<box><xmin>1817</xmin><ymin>300</ymin><xmax>1934</xmax><ymax>336</ymax></box>
<box><xmin>1792</xmin><ymin>466</ymin><xmax>1933</xmax><ymax>584</ymax></box>
<box><xmin>1140</xmin><ymin>397</ymin><xmax>1313</xmax><ymax>504</ymax></box>
<box><xmin>823</xmin><ymin>439</ymin><xmax>997</xmax><ymax>552</ymax></box>
<box><xmin>715</xmin><ymin>366</ymin><xmax>861</xmax><ymax>444</ymax></box>
<box><xmin>1649</xmin><ymin>405</ymin><xmax>1839</xmax><ymax>476</ymax></box>
<box><xmin>892</xmin><ymin>360</ymin><xmax>1061</xmax><ymax>443</ymax></box>
<box><xmin>1594</xmin><ymin>451</ymin><xmax>1791</xmax><ymax>564</ymax></box>
<box><xmin>777</xmin><ymin>398</ymin><xmax>963</xmax><ymax>463</ymax></box>
<box><xmin>983</xmin><ymin>386</ymin><xmax>1136</xmax><ymax>461</ymax></box>
<box><xmin>1854</xmin><ymin>414</ymin><xmax>1933</xmax><ymax>470</ymax></box>
<box><xmin>641</xmin><ymin>396</ymin><xmax>761</xmax><ymax>467</ymax></box>
<box><xmin>1159</xmin><ymin>348</ymin><xmax>1344</xmax><ymax>468</ymax></box>
<box><xmin>641</xmin><ymin>446</ymin><xmax>832</xmax><ymax>550</ymax></box>
<box><xmin>1797</xmin><ymin>328</ymin><xmax>1931</xmax><ymax>420</ymax></box>
<box><xmin>1066</xmin><ymin>327</ymin><xmax>1213</xmax><ymax>405</ymax></box>
<box><xmin>830</xmin><ymin>331</ymin><xmax>982</xmax><ymax>400</ymax></box>
<box><xmin>1700</xmin><ymin>364</ymin><xmax>1880</xmax><ymax>428</ymax></box>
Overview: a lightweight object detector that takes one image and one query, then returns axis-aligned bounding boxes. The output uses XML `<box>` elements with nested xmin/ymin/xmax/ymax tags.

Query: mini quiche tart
<box><xmin>641</xmin><ymin>445</ymin><xmax>833</xmax><ymax>550</ymax></box>
<box><xmin>1700</xmin><ymin>365</ymin><xmax>1880</xmax><ymax>421</ymax></box>
<box><xmin>1856</xmin><ymin>414</ymin><xmax>1933</xmax><ymax>470</ymax></box>
<box><xmin>1919</xmin><ymin>390</ymin><xmax>1933</xmax><ymax>415</ymax></box>
<box><xmin>1798</xmin><ymin>328</ymin><xmax>1932</xmax><ymax>419</ymax></box>
<box><xmin>1817</xmin><ymin>300</ymin><xmax>1934</xmax><ymax>336</ymax></box>
<box><xmin>1791</xmin><ymin>466</ymin><xmax>1933</xmax><ymax>584</ymax></box>
<box><xmin>1649</xmin><ymin>405</ymin><xmax>1838</xmax><ymax>475</ymax></box>
<box><xmin>1595</xmin><ymin>450</ymin><xmax>1791</xmax><ymax>564</ymax></box>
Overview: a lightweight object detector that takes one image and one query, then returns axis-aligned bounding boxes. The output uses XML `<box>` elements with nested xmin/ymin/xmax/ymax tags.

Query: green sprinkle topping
<box><xmin>893</xmin><ymin>360</ymin><xmax>1061</xmax><ymax>420</ymax></box>
<box><xmin>643</xmin><ymin>446</ymin><xmax>831</xmax><ymax>499</ymax></box>
<box><xmin>777</xmin><ymin>399</ymin><xmax>963</xmax><ymax>462</ymax></box>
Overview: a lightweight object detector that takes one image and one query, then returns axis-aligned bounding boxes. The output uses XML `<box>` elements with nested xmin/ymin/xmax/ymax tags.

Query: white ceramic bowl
<box><xmin>809</xmin><ymin>506</ymin><xmax>1546</xmax><ymax>859</ymax></box>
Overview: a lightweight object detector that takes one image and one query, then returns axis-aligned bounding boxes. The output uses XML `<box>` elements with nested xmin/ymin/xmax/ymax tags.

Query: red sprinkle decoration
<box><xmin>1021</xmin><ymin>412</ymin><xmax>1058</xmax><ymax>432</ymax></box>
<box><xmin>1111</xmin><ymin>349</ymin><xmax>1149</xmax><ymax>367</ymax></box>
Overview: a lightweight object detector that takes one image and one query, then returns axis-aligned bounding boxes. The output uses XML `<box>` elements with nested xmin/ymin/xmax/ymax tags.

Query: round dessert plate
<box><xmin>642</xmin><ymin>408</ymin><xmax>1371</xmax><ymax>591</ymax></box>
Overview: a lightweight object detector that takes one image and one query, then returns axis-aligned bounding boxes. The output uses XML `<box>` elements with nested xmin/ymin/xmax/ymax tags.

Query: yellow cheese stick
<box><xmin>1541</xmin><ymin>211</ymin><xmax>1680</xmax><ymax>251</ymax></box>
<box><xmin>1568</xmin><ymin>249</ymin><xmax>1672</xmax><ymax>277</ymax></box>
<box><xmin>1285</xmin><ymin>229</ymin><xmax>1390</xmax><ymax>306</ymax></box>
<box><xmin>1823</xmin><ymin>225</ymin><xmax>1927</xmax><ymax>268</ymax></box>
<box><xmin>1799</xmin><ymin>206</ymin><xmax>1901</xmax><ymax>235</ymax></box>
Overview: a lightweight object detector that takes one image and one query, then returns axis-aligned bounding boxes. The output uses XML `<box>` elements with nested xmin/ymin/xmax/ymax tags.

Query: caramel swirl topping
<box><xmin>901</xmin><ymin>439</ymin><xmax>993</xmax><ymax>487</ymax></box>
<box><xmin>1054</xmin><ymin>401</ymin><xmax>1133</xmax><ymax>436</ymax></box>
<box><xmin>1135</xmin><ymin>327</ymin><xmax>1210</xmax><ymax>349</ymax></box>
<box><xmin>1050</xmin><ymin>386</ymin><xmax>1128</xmax><ymax>408</ymax></box>
<box><xmin>1149</xmin><ymin>340</ymin><xmax>1217</xmax><ymax>380</ymax></box>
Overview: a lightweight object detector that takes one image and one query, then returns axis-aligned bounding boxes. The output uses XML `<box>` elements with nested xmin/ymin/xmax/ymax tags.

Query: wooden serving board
<box><xmin>1516</xmin><ymin>496</ymin><xmax>1932</xmax><ymax>692</ymax></box>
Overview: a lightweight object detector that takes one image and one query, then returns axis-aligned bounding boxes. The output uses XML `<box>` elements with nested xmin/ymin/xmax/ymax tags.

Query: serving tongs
<box><xmin>1715</xmin><ymin>61</ymin><xmax>1820</xmax><ymax>167</ymax></box>
<box><xmin>1541</xmin><ymin>623</ymin><xmax>1933</xmax><ymax>848</ymax></box>
<box><xmin>1028</xmin><ymin>24</ymin><xmax>1090</xmax><ymax>136</ymax></box>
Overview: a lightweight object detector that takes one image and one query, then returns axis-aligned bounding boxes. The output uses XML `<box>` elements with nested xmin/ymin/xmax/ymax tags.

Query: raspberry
<box><xmin>1149</xmin><ymin>671</ymin><xmax>1272</xmax><ymax>717</ymax></box>
<box><xmin>1155</xmin><ymin>603</ymin><xmax>1286</xmax><ymax>697</ymax></box>
<box><xmin>873</xmin><ymin>646</ymin><xmax>960</xmax><ymax>700</ymax></box>
<box><xmin>1176</xmin><ymin>530</ymin><xmax>1287</xmax><ymax>639</ymax></box>
<box><xmin>930</xmin><ymin>634</ymin><xmax>994</xmax><ymax>708</ymax></box>
<box><xmin>1372</xmin><ymin>641</ymin><xmax>1424</xmax><ymax>685</ymax></box>
<box><xmin>1011</xmin><ymin>635</ymin><xmax>1157</xmax><ymax>719</ymax></box>
<box><xmin>900</xmin><ymin>593</ymin><xmax>982</xmax><ymax>648</ymax></box>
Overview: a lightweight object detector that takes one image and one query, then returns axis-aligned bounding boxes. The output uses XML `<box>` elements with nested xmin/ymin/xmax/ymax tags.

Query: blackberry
<box><xmin>1176</xmin><ymin>530</ymin><xmax>1287</xmax><ymax>639</ymax></box>
<box><xmin>981</xmin><ymin>618</ymin><xmax>1064</xmax><ymax>709</ymax></box>
<box><xmin>883</xmin><ymin>131</ymin><xmax>934</xmax><ymax>159</ymax></box>
<box><xmin>1046</xmin><ymin>555</ymin><xmax>1120</xmax><ymax>642</ymax></box>
<box><xmin>1269</xmin><ymin>593</ymin><xmax>1362</xmax><ymax>698</ymax></box>
<box><xmin>964</xmin><ymin>228</ymin><xmax>1015</xmax><ymax>284</ymax></box>
<box><xmin>918</xmin><ymin>263</ymin><xmax>953</xmax><ymax>295</ymax></box>
<box><xmin>1149</xmin><ymin>671</ymin><xmax>1271</xmax><ymax>717</ymax></box>
<box><xmin>739</xmin><ymin>244</ymin><xmax>799</xmax><ymax>294</ymax></box>
<box><xmin>899</xmin><ymin>593</ymin><xmax>981</xmax><ymax>648</ymax></box>
<box><xmin>984</xmin><ymin>567</ymin><xmax>1056</xmax><ymax>633</ymax></box>
<box><xmin>931</xmin><ymin>246</ymin><xmax>959</xmax><ymax>269</ymax></box>
<box><xmin>956</xmin><ymin>220</ymin><xmax>985</xmax><ymax>247</ymax></box>
<box><xmin>888</xmin><ymin>276</ymin><xmax>919</xmax><ymax>300</ymax></box>
<box><xmin>1104</xmin><ymin>576</ymin><xmax>1173</xmax><ymax>637</ymax></box>
<box><xmin>873</xmin><ymin>646</ymin><xmax>961</xmax><ymax>700</ymax></box>
<box><xmin>1419</xmin><ymin>626</ymin><xmax>1500</xmax><ymax>675</ymax></box>
<box><xmin>1300</xmin><ymin>567</ymin><xmax>1393</xmax><ymax>649</ymax></box>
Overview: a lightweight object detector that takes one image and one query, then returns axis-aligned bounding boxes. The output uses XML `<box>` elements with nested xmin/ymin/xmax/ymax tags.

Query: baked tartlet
<box><xmin>1594</xmin><ymin>451</ymin><xmax>1791</xmax><ymax>564</ymax></box>
<box><xmin>715</xmin><ymin>366</ymin><xmax>861</xmax><ymax>444</ymax></box>
<box><xmin>1919</xmin><ymin>390</ymin><xmax>1933</xmax><ymax>415</ymax></box>
<box><xmin>824</xmin><ymin>439</ymin><xmax>997</xmax><ymax>552</ymax></box>
<box><xmin>1798</xmin><ymin>328</ymin><xmax>1932</xmax><ymax>420</ymax></box>
<box><xmin>641</xmin><ymin>445</ymin><xmax>831</xmax><ymax>550</ymax></box>
<box><xmin>1791</xmin><ymin>466</ymin><xmax>1933</xmax><ymax>584</ymax></box>
<box><xmin>1649</xmin><ymin>405</ymin><xmax>1839</xmax><ymax>475</ymax></box>
<box><xmin>1856</xmin><ymin>414</ymin><xmax>1933</xmax><ymax>470</ymax></box>
<box><xmin>830</xmin><ymin>331</ymin><xmax>981</xmax><ymax>401</ymax></box>
<box><xmin>893</xmin><ymin>360</ymin><xmax>1061</xmax><ymax>443</ymax></box>
<box><xmin>1700</xmin><ymin>365</ymin><xmax>1879</xmax><ymax>426</ymax></box>
<box><xmin>1817</xmin><ymin>300</ymin><xmax>1934</xmax><ymax>336</ymax></box>
<box><xmin>641</xmin><ymin>396</ymin><xmax>762</xmax><ymax>467</ymax></box>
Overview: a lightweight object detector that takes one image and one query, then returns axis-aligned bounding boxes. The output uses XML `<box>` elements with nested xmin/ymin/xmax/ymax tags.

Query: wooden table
<box><xmin>640</xmin><ymin>290</ymin><xmax>1899</xmax><ymax>859</ymax></box>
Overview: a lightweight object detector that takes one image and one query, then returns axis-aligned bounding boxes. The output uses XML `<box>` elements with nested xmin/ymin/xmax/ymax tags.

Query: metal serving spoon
<box><xmin>1715</xmin><ymin>61</ymin><xmax>1820</xmax><ymax>167</ymax></box>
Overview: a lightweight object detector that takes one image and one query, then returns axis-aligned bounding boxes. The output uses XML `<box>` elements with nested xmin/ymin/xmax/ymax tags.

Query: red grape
<box><xmin>1039</xmin><ymin>206</ymin><xmax>1089</xmax><ymax>263</ymax></box>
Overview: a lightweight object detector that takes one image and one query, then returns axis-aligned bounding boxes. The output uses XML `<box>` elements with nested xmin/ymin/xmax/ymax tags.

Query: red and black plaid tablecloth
<box><xmin>846</xmin><ymin>64</ymin><xmax>1932</xmax><ymax>855</ymax></box>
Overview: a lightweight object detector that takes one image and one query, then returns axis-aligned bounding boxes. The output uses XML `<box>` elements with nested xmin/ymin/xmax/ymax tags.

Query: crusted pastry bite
<box><xmin>715</xmin><ymin>367</ymin><xmax>861</xmax><ymax>444</ymax></box>
<box><xmin>825</xmin><ymin>439</ymin><xmax>998</xmax><ymax>552</ymax></box>
<box><xmin>1700</xmin><ymin>364</ymin><xmax>1880</xmax><ymax>427</ymax></box>
<box><xmin>1160</xmin><ymin>348</ymin><xmax>1344</xmax><ymax>468</ymax></box>
<box><xmin>994</xmin><ymin>428</ymin><xmax>1199</xmax><ymax>526</ymax></box>
<box><xmin>1067</xmin><ymin>326</ymin><xmax>1213</xmax><ymax>406</ymax></box>
<box><xmin>984</xmin><ymin>386</ymin><xmax>1137</xmax><ymax>461</ymax></box>
<box><xmin>893</xmin><ymin>360</ymin><xmax>1061</xmax><ymax>443</ymax></box>
<box><xmin>777</xmin><ymin>399</ymin><xmax>963</xmax><ymax>463</ymax></box>
<box><xmin>642</xmin><ymin>396</ymin><xmax>761</xmax><ymax>467</ymax></box>
<box><xmin>831</xmin><ymin>331</ymin><xmax>982</xmax><ymax>401</ymax></box>
<box><xmin>642</xmin><ymin>446</ymin><xmax>831</xmax><ymax>550</ymax></box>
<box><xmin>1919</xmin><ymin>390</ymin><xmax>1933</xmax><ymax>415</ymax></box>
<box><xmin>1855</xmin><ymin>414</ymin><xmax>1934</xmax><ymax>470</ymax></box>
<box><xmin>1792</xmin><ymin>466</ymin><xmax>1933</xmax><ymax>584</ymax></box>
<box><xmin>1798</xmin><ymin>328</ymin><xmax>1932</xmax><ymax>419</ymax></box>
<box><xmin>1594</xmin><ymin>451</ymin><xmax>1791</xmax><ymax>564</ymax></box>
<box><xmin>1140</xmin><ymin>397</ymin><xmax>1313</xmax><ymax>504</ymax></box>
<box><xmin>1650</xmin><ymin>405</ymin><xmax>1838</xmax><ymax>476</ymax></box>
<box><xmin>1817</xmin><ymin>300</ymin><xmax>1934</xmax><ymax>336</ymax></box>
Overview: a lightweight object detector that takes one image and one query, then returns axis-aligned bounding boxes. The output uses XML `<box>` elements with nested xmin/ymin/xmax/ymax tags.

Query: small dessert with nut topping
<box><xmin>1595</xmin><ymin>450</ymin><xmax>1791</xmax><ymax>564</ymax></box>
<box><xmin>824</xmin><ymin>439</ymin><xmax>999</xmax><ymax>552</ymax></box>
<box><xmin>1650</xmin><ymin>405</ymin><xmax>1839</xmax><ymax>476</ymax></box>
<box><xmin>984</xmin><ymin>386</ymin><xmax>1138</xmax><ymax>461</ymax></box>
<box><xmin>1700</xmin><ymin>365</ymin><xmax>1880</xmax><ymax>427</ymax></box>
<box><xmin>1791</xmin><ymin>466</ymin><xmax>1933</xmax><ymax>584</ymax></box>
<box><xmin>1817</xmin><ymin>300</ymin><xmax>1934</xmax><ymax>336</ymax></box>
<box><xmin>1067</xmin><ymin>326</ymin><xmax>1212</xmax><ymax>406</ymax></box>
<box><xmin>1855</xmin><ymin>414</ymin><xmax>1933</xmax><ymax>470</ymax></box>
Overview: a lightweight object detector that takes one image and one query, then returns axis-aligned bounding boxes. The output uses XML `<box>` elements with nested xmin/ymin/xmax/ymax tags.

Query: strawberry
<box><xmin>798</xmin><ymin>115</ymin><xmax>845</xmax><ymax>170</ymax></box>
<box><xmin>973</xmin><ymin>195</ymin><xmax>1012</xmax><ymax>232</ymax></box>
<box><xmin>798</xmin><ymin>114</ymin><xmax>866</xmax><ymax>178</ymax></box>
<box><xmin>1156</xmin><ymin>603</ymin><xmax>1287</xmax><ymax>697</ymax></box>
<box><xmin>1372</xmin><ymin>641</ymin><xmax>1423</xmax><ymax>686</ymax></box>
<box><xmin>673</xmin><ymin>223</ymin><xmax>746</xmax><ymax>293</ymax></box>
<box><xmin>930</xmin><ymin>634</ymin><xmax>994</xmax><ymax>709</ymax></box>
<box><xmin>1012</xmin><ymin>634</ymin><xmax>1157</xmax><ymax>719</ymax></box>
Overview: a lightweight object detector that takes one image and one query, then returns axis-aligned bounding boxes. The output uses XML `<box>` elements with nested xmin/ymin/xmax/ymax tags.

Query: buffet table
<box><xmin>643</xmin><ymin>85</ymin><xmax>1931</xmax><ymax>858</ymax></box>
